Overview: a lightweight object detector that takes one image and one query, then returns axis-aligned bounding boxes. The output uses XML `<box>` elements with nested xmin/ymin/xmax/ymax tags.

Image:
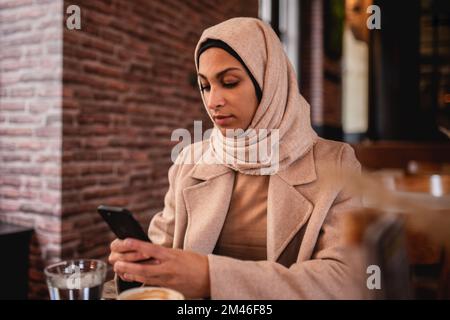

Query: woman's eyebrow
<box><xmin>197</xmin><ymin>67</ymin><xmax>241</xmax><ymax>80</ymax></box>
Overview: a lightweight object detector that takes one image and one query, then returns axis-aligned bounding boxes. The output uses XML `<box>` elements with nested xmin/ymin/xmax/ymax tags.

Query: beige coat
<box><xmin>146</xmin><ymin>137</ymin><xmax>363</xmax><ymax>299</ymax></box>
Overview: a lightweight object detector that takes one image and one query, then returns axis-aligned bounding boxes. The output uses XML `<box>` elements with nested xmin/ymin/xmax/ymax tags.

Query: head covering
<box><xmin>194</xmin><ymin>17</ymin><xmax>318</xmax><ymax>175</ymax></box>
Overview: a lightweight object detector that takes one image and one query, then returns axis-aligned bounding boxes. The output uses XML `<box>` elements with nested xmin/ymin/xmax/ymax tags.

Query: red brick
<box><xmin>72</xmin><ymin>151</ymin><xmax>98</xmax><ymax>161</ymax></box>
<box><xmin>39</xmin><ymin>193</ymin><xmax>60</xmax><ymax>206</ymax></box>
<box><xmin>0</xmin><ymin>128</ymin><xmax>33</xmax><ymax>136</ymax></box>
<box><xmin>37</xmin><ymin>86</ymin><xmax>61</xmax><ymax>98</ymax></box>
<box><xmin>0</xmin><ymin>166</ymin><xmax>40</xmax><ymax>177</ymax></box>
<box><xmin>29</xmin><ymin>103</ymin><xmax>50</xmax><ymax>114</ymax></box>
<box><xmin>82</xmin><ymin>186</ymin><xmax>123</xmax><ymax>201</ymax></box>
<box><xmin>0</xmin><ymin>73</ymin><xmax>21</xmax><ymax>86</ymax></box>
<box><xmin>35</xmin><ymin>127</ymin><xmax>61</xmax><ymax>137</ymax></box>
<box><xmin>104</xmin><ymin>79</ymin><xmax>129</xmax><ymax>92</ymax></box>
<box><xmin>100</xmin><ymin>151</ymin><xmax>122</xmax><ymax>161</ymax></box>
<box><xmin>16</xmin><ymin>140</ymin><xmax>46</xmax><ymax>151</ymax></box>
<box><xmin>83</xmin><ymin>61</ymin><xmax>122</xmax><ymax>78</ymax></box>
<box><xmin>0</xmin><ymin>48</ymin><xmax>22</xmax><ymax>59</ymax></box>
<box><xmin>46</xmin><ymin>114</ymin><xmax>61</xmax><ymax>125</ymax></box>
<box><xmin>0</xmin><ymin>200</ymin><xmax>20</xmax><ymax>212</ymax></box>
<box><xmin>21</xmin><ymin>73</ymin><xmax>59</xmax><ymax>82</ymax></box>
<box><xmin>9</xmin><ymin>87</ymin><xmax>35</xmax><ymax>97</ymax></box>
<box><xmin>84</xmin><ymin>138</ymin><xmax>110</xmax><ymax>149</ymax></box>
<box><xmin>61</xmin><ymin>203</ymin><xmax>97</xmax><ymax>217</ymax></box>
<box><xmin>81</xmin><ymin>37</ymin><xmax>115</xmax><ymax>55</ymax></box>
<box><xmin>0</xmin><ymin>187</ymin><xmax>21</xmax><ymax>199</ymax></box>
<box><xmin>36</xmin><ymin>154</ymin><xmax>61</xmax><ymax>163</ymax></box>
<box><xmin>8</xmin><ymin>115</ymin><xmax>40</xmax><ymax>124</ymax></box>
<box><xmin>98</xmin><ymin>54</ymin><xmax>123</xmax><ymax>67</ymax></box>
<box><xmin>62</xmin><ymin>177</ymin><xmax>96</xmax><ymax>190</ymax></box>
<box><xmin>80</xmin><ymin>164</ymin><xmax>114</xmax><ymax>175</ymax></box>
<box><xmin>25</xmin><ymin>178</ymin><xmax>42</xmax><ymax>189</ymax></box>
<box><xmin>25</xmin><ymin>46</ymin><xmax>43</xmax><ymax>57</ymax></box>
<box><xmin>100</xmin><ymin>29</ymin><xmax>123</xmax><ymax>43</ymax></box>
<box><xmin>1</xmin><ymin>154</ymin><xmax>31</xmax><ymax>162</ymax></box>
<box><xmin>3</xmin><ymin>34</ymin><xmax>42</xmax><ymax>47</ymax></box>
<box><xmin>0</xmin><ymin>176</ymin><xmax>22</xmax><ymax>187</ymax></box>
<box><xmin>0</xmin><ymin>0</ymin><xmax>33</xmax><ymax>9</ymax></box>
<box><xmin>71</xmin><ymin>47</ymin><xmax>98</xmax><ymax>60</ymax></box>
<box><xmin>20</xmin><ymin>203</ymin><xmax>56</xmax><ymax>216</ymax></box>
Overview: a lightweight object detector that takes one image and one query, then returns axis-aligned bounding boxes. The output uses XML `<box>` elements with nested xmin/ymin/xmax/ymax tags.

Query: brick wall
<box><xmin>1</xmin><ymin>0</ymin><xmax>258</xmax><ymax>299</ymax></box>
<box><xmin>0</xmin><ymin>0</ymin><xmax>63</xmax><ymax>298</ymax></box>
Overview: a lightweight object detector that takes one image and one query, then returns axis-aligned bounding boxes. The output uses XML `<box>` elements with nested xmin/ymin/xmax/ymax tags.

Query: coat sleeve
<box><xmin>207</xmin><ymin>144</ymin><xmax>365</xmax><ymax>299</ymax></box>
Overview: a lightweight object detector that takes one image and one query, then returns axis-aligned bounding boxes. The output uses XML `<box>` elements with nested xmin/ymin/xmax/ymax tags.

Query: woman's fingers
<box><xmin>108</xmin><ymin>251</ymin><xmax>151</xmax><ymax>265</ymax></box>
<box><xmin>110</xmin><ymin>238</ymin><xmax>135</xmax><ymax>253</ymax></box>
<box><xmin>114</xmin><ymin>261</ymin><xmax>165</xmax><ymax>282</ymax></box>
<box><xmin>111</xmin><ymin>238</ymin><xmax>169</xmax><ymax>261</ymax></box>
<box><xmin>122</xmin><ymin>239</ymin><xmax>171</xmax><ymax>261</ymax></box>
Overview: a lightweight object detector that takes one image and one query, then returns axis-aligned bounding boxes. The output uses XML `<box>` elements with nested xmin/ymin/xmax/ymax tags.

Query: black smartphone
<box><xmin>98</xmin><ymin>205</ymin><xmax>150</xmax><ymax>291</ymax></box>
<box><xmin>97</xmin><ymin>205</ymin><xmax>150</xmax><ymax>242</ymax></box>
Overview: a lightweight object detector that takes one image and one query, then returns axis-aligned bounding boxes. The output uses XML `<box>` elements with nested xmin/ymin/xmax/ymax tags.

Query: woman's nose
<box><xmin>206</xmin><ymin>88</ymin><xmax>225</xmax><ymax>111</ymax></box>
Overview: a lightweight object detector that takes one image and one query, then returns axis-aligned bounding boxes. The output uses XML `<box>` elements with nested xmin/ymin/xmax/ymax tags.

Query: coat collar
<box><xmin>183</xmin><ymin>147</ymin><xmax>316</xmax><ymax>262</ymax></box>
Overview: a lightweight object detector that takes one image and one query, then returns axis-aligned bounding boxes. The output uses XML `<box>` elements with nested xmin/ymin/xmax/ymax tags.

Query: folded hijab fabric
<box><xmin>194</xmin><ymin>17</ymin><xmax>318</xmax><ymax>175</ymax></box>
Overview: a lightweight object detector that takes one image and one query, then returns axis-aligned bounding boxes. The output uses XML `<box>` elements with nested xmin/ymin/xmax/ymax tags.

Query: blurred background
<box><xmin>0</xmin><ymin>0</ymin><xmax>449</xmax><ymax>299</ymax></box>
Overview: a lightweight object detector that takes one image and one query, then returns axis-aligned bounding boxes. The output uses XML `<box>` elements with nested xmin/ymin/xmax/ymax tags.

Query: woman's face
<box><xmin>198</xmin><ymin>48</ymin><xmax>259</xmax><ymax>136</ymax></box>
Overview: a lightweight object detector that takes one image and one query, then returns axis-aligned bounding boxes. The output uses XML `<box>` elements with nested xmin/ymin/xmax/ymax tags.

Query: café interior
<box><xmin>0</xmin><ymin>0</ymin><xmax>449</xmax><ymax>299</ymax></box>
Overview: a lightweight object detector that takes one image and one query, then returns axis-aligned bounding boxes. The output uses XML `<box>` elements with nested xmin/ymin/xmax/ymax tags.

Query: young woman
<box><xmin>109</xmin><ymin>17</ymin><xmax>362</xmax><ymax>299</ymax></box>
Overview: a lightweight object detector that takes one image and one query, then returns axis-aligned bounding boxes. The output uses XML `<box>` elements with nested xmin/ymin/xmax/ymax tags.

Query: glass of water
<box><xmin>44</xmin><ymin>259</ymin><xmax>107</xmax><ymax>300</ymax></box>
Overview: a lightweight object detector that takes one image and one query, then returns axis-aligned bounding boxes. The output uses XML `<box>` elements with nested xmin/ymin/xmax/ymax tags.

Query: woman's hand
<box><xmin>109</xmin><ymin>238</ymin><xmax>160</xmax><ymax>281</ymax></box>
<box><xmin>111</xmin><ymin>239</ymin><xmax>211</xmax><ymax>299</ymax></box>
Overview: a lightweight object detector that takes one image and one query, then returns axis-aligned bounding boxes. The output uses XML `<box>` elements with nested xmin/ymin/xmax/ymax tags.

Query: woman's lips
<box><xmin>213</xmin><ymin>115</ymin><xmax>235</xmax><ymax>126</ymax></box>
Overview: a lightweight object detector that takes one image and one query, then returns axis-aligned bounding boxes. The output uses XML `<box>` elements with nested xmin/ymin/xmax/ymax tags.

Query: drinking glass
<box><xmin>44</xmin><ymin>259</ymin><xmax>107</xmax><ymax>300</ymax></box>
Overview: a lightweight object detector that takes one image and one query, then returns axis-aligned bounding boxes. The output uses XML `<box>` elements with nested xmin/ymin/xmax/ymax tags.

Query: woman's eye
<box><xmin>200</xmin><ymin>85</ymin><xmax>210</xmax><ymax>92</ymax></box>
<box><xmin>223</xmin><ymin>82</ymin><xmax>238</xmax><ymax>88</ymax></box>
<box><xmin>200</xmin><ymin>82</ymin><xmax>238</xmax><ymax>92</ymax></box>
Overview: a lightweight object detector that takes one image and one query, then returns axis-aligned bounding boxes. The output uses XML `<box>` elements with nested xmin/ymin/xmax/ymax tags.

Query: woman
<box><xmin>109</xmin><ymin>17</ymin><xmax>362</xmax><ymax>299</ymax></box>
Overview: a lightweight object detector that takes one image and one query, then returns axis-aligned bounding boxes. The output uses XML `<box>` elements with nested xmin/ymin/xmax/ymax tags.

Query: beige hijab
<box><xmin>194</xmin><ymin>17</ymin><xmax>318</xmax><ymax>175</ymax></box>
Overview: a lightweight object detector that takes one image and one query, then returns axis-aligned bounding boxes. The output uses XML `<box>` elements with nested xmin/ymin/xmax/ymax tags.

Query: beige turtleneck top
<box><xmin>213</xmin><ymin>172</ymin><xmax>269</xmax><ymax>261</ymax></box>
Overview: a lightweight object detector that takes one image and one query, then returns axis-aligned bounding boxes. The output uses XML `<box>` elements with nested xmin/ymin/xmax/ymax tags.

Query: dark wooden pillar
<box><xmin>368</xmin><ymin>0</ymin><xmax>422</xmax><ymax>140</ymax></box>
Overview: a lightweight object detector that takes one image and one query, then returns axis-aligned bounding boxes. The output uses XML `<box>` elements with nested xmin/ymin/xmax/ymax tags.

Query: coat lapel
<box><xmin>182</xmin><ymin>162</ymin><xmax>234</xmax><ymax>254</ymax></box>
<box><xmin>268</xmin><ymin>149</ymin><xmax>317</xmax><ymax>262</ymax></box>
